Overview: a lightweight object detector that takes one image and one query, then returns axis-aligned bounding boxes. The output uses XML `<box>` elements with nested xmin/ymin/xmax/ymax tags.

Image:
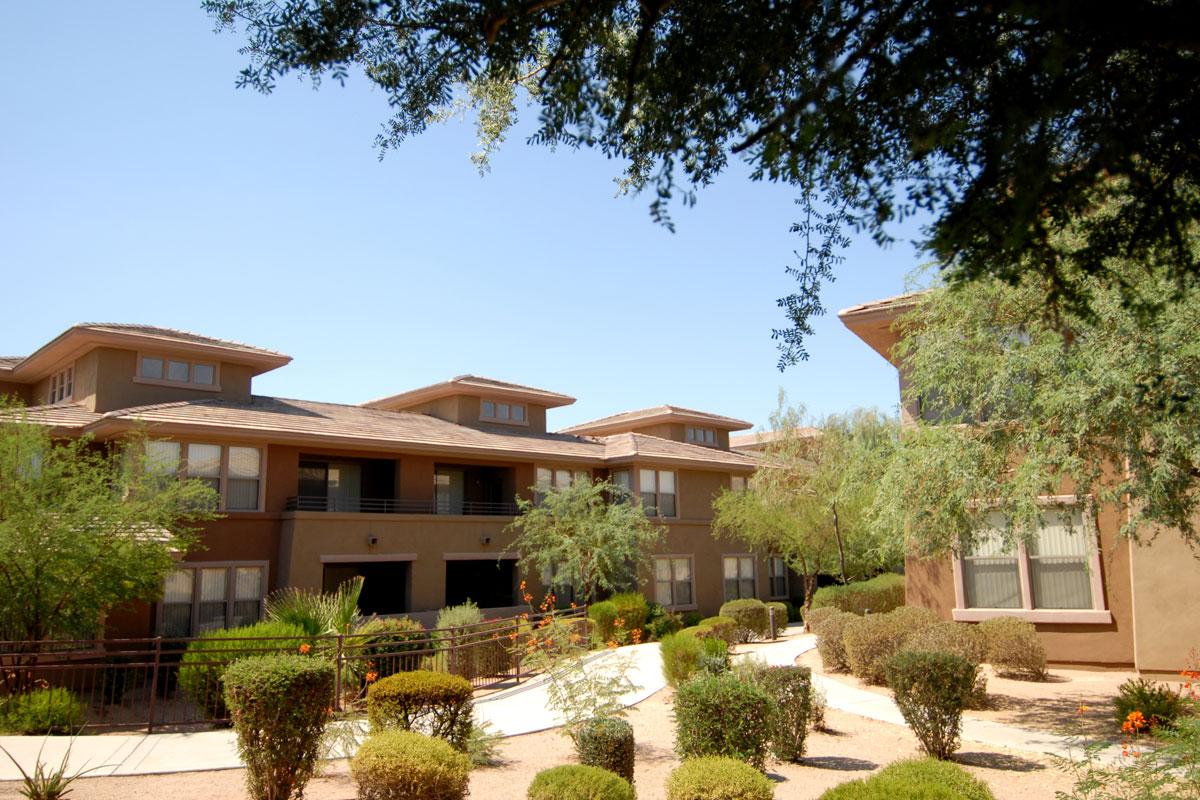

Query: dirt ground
<box><xmin>0</xmin><ymin>685</ymin><xmax>1080</xmax><ymax>800</ymax></box>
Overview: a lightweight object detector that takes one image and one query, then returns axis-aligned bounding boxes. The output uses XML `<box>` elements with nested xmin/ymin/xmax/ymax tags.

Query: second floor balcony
<box><xmin>283</xmin><ymin>495</ymin><xmax>519</xmax><ymax>516</ymax></box>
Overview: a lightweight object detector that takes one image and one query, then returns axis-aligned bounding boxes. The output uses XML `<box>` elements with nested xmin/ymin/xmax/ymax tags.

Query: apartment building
<box><xmin>840</xmin><ymin>293</ymin><xmax>1200</xmax><ymax>673</ymax></box>
<box><xmin>1</xmin><ymin>324</ymin><xmax>780</xmax><ymax>638</ymax></box>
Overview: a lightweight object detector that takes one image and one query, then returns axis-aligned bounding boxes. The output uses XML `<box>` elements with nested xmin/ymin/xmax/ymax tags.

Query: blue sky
<box><xmin>0</xmin><ymin>2</ymin><xmax>925</xmax><ymax>431</ymax></box>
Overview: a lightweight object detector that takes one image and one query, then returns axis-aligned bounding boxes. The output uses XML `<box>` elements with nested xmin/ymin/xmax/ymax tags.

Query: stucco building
<box><xmin>1</xmin><ymin>324</ymin><xmax>785</xmax><ymax>637</ymax></box>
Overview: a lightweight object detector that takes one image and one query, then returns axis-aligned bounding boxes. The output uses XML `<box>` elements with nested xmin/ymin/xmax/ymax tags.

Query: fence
<box><xmin>0</xmin><ymin>606</ymin><xmax>588</xmax><ymax>734</ymax></box>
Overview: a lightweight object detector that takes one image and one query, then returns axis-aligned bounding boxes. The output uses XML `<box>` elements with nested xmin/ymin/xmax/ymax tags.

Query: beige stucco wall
<box><xmin>88</xmin><ymin>347</ymin><xmax>254</xmax><ymax>411</ymax></box>
<box><xmin>1129</xmin><ymin>521</ymin><xmax>1200</xmax><ymax>673</ymax></box>
<box><xmin>401</xmin><ymin>394</ymin><xmax>550</xmax><ymax>434</ymax></box>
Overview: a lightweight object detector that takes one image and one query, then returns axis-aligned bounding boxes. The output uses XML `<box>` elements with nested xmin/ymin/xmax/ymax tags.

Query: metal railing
<box><xmin>0</xmin><ymin>606</ymin><xmax>587</xmax><ymax>734</ymax></box>
<box><xmin>283</xmin><ymin>496</ymin><xmax>519</xmax><ymax>516</ymax></box>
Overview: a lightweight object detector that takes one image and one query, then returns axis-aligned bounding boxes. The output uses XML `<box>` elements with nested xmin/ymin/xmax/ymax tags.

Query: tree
<box><xmin>712</xmin><ymin>400</ymin><xmax>901</xmax><ymax>610</ymax></box>
<box><xmin>871</xmin><ymin>249</ymin><xmax>1200</xmax><ymax>556</ymax></box>
<box><xmin>204</xmin><ymin>1</ymin><xmax>1199</xmax><ymax>365</ymax></box>
<box><xmin>505</xmin><ymin>478</ymin><xmax>663</xmax><ymax>603</ymax></box>
<box><xmin>0</xmin><ymin>410</ymin><xmax>217</xmax><ymax>644</ymax></box>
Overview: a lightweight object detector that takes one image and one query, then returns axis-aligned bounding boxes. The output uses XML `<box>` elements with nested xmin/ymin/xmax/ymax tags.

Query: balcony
<box><xmin>284</xmin><ymin>495</ymin><xmax>519</xmax><ymax>516</ymax></box>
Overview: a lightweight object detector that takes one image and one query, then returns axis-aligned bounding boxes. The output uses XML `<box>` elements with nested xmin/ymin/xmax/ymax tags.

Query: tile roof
<box><xmin>730</xmin><ymin>428</ymin><xmax>821</xmax><ymax>451</ymax></box>
<box><xmin>73</xmin><ymin>324</ymin><xmax>289</xmax><ymax>358</ymax></box>
<box><xmin>559</xmin><ymin>405</ymin><xmax>753</xmax><ymax>435</ymax></box>
<box><xmin>601</xmin><ymin>433</ymin><xmax>757</xmax><ymax>469</ymax></box>
<box><xmin>836</xmin><ymin>290</ymin><xmax>926</xmax><ymax>319</ymax></box>
<box><xmin>363</xmin><ymin>374</ymin><xmax>575</xmax><ymax>410</ymax></box>
<box><xmin>0</xmin><ymin>356</ymin><xmax>24</xmax><ymax>370</ymax></box>
<box><xmin>6</xmin><ymin>403</ymin><xmax>103</xmax><ymax>429</ymax></box>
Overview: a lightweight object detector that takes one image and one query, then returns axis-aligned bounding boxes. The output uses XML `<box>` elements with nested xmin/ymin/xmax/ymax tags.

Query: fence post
<box><xmin>448</xmin><ymin>626</ymin><xmax>458</xmax><ymax>677</ymax></box>
<box><xmin>513</xmin><ymin>619</ymin><xmax>522</xmax><ymax>685</ymax></box>
<box><xmin>146</xmin><ymin>636</ymin><xmax>162</xmax><ymax>734</ymax></box>
<box><xmin>335</xmin><ymin>634</ymin><xmax>344</xmax><ymax>712</ymax></box>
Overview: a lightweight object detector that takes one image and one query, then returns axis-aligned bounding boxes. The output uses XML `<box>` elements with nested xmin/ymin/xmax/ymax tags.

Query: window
<box><xmin>768</xmin><ymin>556</ymin><xmax>788</xmax><ymax>598</ymax></box>
<box><xmin>226</xmin><ymin>447</ymin><xmax>262</xmax><ymax>511</ymax></box>
<box><xmin>953</xmin><ymin>500</ymin><xmax>1108</xmax><ymax>623</ymax></box>
<box><xmin>535</xmin><ymin>466</ymin><xmax>589</xmax><ymax>503</ymax></box>
<box><xmin>151</xmin><ymin>440</ymin><xmax>262</xmax><ymax>511</ymax></box>
<box><xmin>723</xmin><ymin>555</ymin><xmax>756</xmax><ymax>600</ymax></box>
<box><xmin>47</xmin><ymin>365</ymin><xmax>74</xmax><ymax>404</ymax></box>
<box><xmin>481</xmin><ymin>399</ymin><xmax>526</xmax><ymax>424</ymax></box>
<box><xmin>186</xmin><ymin>443</ymin><xmax>222</xmax><ymax>495</ymax></box>
<box><xmin>686</xmin><ymin>426</ymin><xmax>716</xmax><ymax>445</ymax></box>
<box><xmin>730</xmin><ymin>475</ymin><xmax>747</xmax><ymax>492</ymax></box>
<box><xmin>654</xmin><ymin>556</ymin><xmax>694</xmax><ymax>608</ymax></box>
<box><xmin>138</xmin><ymin>354</ymin><xmax>218</xmax><ymax>390</ymax></box>
<box><xmin>639</xmin><ymin>469</ymin><xmax>677</xmax><ymax>517</ymax></box>
<box><xmin>159</xmin><ymin>563</ymin><xmax>267</xmax><ymax>636</ymax></box>
<box><xmin>611</xmin><ymin>470</ymin><xmax>632</xmax><ymax>495</ymax></box>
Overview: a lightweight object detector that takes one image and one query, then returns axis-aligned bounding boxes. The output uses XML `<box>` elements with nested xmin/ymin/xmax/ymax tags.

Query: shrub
<box><xmin>783</xmin><ymin>600</ymin><xmax>803</xmax><ymax>623</ymax></box>
<box><xmin>804</xmin><ymin>606</ymin><xmax>840</xmax><ymax>634</ymax></box>
<box><xmin>0</xmin><ymin>687</ymin><xmax>84</xmax><ymax>735</ymax></box>
<box><xmin>661</xmin><ymin>631</ymin><xmax>706</xmax><ymax>687</ymax></box>
<box><xmin>682</xmin><ymin>611</ymin><xmax>704</xmax><ymax>627</ymax></box>
<box><xmin>738</xmin><ymin>663</ymin><xmax>813</xmax><ymax>761</ymax></box>
<box><xmin>719</xmin><ymin>599</ymin><xmax>770</xmax><ymax>643</ymax></box>
<box><xmin>765</xmin><ymin>602</ymin><xmax>790</xmax><ymax>636</ymax></box>
<box><xmin>978</xmin><ymin>616</ymin><xmax>1047</xmax><ymax>680</ymax></box>
<box><xmin>527</xmin><ymin>765</ymin><xmax>634</xmax><ymax>800</ymax></box>
<box><xmin>843</xmin><ymin>607</ymin><xmax>939</xmax><ymax>685</ymax></box>
<box><xmin>674</xmin><ymin>672</ymin><xmax>774</xmax><ymax>770</ymax></box>
<box><xmin>609</xmin><ymin>592</ymin><xmax>650</xmax><ymax>643</ymax></box>
<box><xmin>367</xmin><ymin>670</ymin><xmax>474</xmax><ymax>750</ymax></box>
<box><xmin>902</xmin><ymin>622</ymin><xmax>988</xmax><ymax>708</ymax></box>
<box><xmin>811</xmin><ymin>573</ymin><xmax>906</xmax><ymax>615</ymax></box>
<box><xmin>352</xmin><ymin>729</ymin><xmax>471</xmax><ymax>800</ymax></box>
<box><xmin>574</xmin><ymin>716</ymin><xmax>635</xmax><ymax>784</ymax></box>
<box><xmin>1113</xmin><ymin>678</ymin><xmax>1189</xmax><ymax>731</ymax></box>
<box><xmin>814</xmin><ymin>611</ymin><xmax>855</xmax><ymax>672</ymax></box>
<box><xmin>178</xmin><ymin>620</ymin><xmax>308</xmax><ymax>719</ymax></box>
<box><xmin>223</xmin><ymin>654</ymin><xmax>334</xmax><ymax>800</ymax></box>
<box><xmin>665</xmin><ymin>756</ymin><xmax>775</xmax><ymax>800</ymax></box>
<box><xmin>648</xmin><ymin>607</ymin><xmax>685</xmax><ymax>641</ymax></box>
<box><xmin>697</xmin><ymin>616</ymin><xmax>739</xmax><ymax>645</ymax></box>
<box><xmin>589</xmin><ymin>601</ymin><xmax>619</xmax><ymax>645</ymax></box>
<box><xmin>435</xmin><ymin>600</ymin><xmax>484</xmax><ymax>631</ymax></box>
<box><xmin>354</xmin><ymin>616</ymin><xmax>430</xmax><ymax>678</ymax></box>
<box><xmin>818</xmin><ymin>758</ymin><xmax>995</xmax><ymax>799</ymax></box>
<box><xmin>884</xmin><ymin>650</ymin><xmax>976</xmax><ymax>759</ymax></box>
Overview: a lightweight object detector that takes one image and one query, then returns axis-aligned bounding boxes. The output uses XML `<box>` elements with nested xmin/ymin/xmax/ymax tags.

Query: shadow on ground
<box><xmin>799</xmin><ymin>755</ymin><xmax>878</xmax><ymax>771</ymax></box>
<box><xmin>953</xmin><ymin>751</ymin><xmax>1046</xmax><ymax>772</ymax></box>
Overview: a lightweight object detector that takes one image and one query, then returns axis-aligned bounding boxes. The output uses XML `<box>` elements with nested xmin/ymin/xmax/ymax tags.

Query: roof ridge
<box><xmin>73</xmin><ymin>323</ymin><xmax>289</xmax><ymax>357</ymax></box>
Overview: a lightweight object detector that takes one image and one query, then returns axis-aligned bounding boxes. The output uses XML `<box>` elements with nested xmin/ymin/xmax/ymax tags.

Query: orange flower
<box><xmin>631</xmin><ymin>628</ymin><xmax>642</xmax><ymax>645</ymax></box>
<box><xmin>365</xmin><ymin>671</ymin><xmax>378</xmax><ymax>683</ymax></box>
<box><xmin>1076</xmin><ymin>704</ymin><xmax>1090</xmax><ymax>715</ymax></box>
<box><xmin>1121</xmin><ymin>710</ymin><xmax>1148</xmax><ymax>734</ymax></box>
<box><xmin>298</xmin><ymin>643</ymin><xmax>312</xmax><ymax>655</ymax></box>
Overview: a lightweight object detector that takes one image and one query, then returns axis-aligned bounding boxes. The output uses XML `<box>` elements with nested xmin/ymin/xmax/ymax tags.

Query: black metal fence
<box><xmin>0</xmin><ymin>606</ymin><xmax>587</xmax><ymax>734</ymax></box>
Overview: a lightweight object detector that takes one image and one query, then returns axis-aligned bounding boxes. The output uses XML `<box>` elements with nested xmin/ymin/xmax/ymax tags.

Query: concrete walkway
<box><xmin>0</xmin><ymin>624</ymin><xmax>1110</xmax><ymax>779</ymax></box>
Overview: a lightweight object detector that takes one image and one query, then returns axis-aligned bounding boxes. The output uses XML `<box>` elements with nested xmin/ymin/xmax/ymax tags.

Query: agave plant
<box><xmin>266</xmin><ymin>576</ymin><xmax>364</xmax><ymax>636</ymax></box>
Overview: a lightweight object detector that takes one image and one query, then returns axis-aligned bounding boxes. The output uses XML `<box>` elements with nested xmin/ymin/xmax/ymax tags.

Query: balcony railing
<box><xmin>284</xmin><ymin>496</ymin><xmax>519</xmax><ymax>516</ymax></box>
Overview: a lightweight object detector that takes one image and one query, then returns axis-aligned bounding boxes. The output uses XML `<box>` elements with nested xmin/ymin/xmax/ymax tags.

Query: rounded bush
<box><xmin>811</xmin><ymin>574</ymin><xmax>906</xmax><ymax>615</ymax></box>
<box><xmin>574</xmin><ymin>717</ymin><xmax>635</xmax><ymax>784</ymax></box>
<box><xmin>765</xmin><ymin>602</ymin><xmax>790</xmax><ymax>636</ymax></box>
<box><xmin>804</xmin><ymin>606</ymin><xmax>840</xmax><ymax>634</ymax></box>
<box><xmin>1113</xmin><ymin>678</ymin><xmax>1188</xmax><ymax>730</ymax></box>
<box><xmin>665</xmin><ymin>756</ymin><xmax>775</xmax><ymax>800</ymax></box>
<box><xmin>902</xmin><ymin>622</ymin><xmax>988</xmax><ymax>708</ymax></box>
<box><xmin>748</xmin><ymin>664</ymin><xmax>814</xmax><ymax>761</ymax></box>
<box><xmin>609</xmin><ymin>592</ymin><xmax>650</xmax><ymax>644</ymax></box>
<box><xmin>720</xmin><ymin>599</ymin><xmax>771</xmax><ymax>643</ymax></box>
<box><xmin>352</xmin><ymin>729</ymin><xmax>471</xmax><ymax>800</ymax></box>
<box><xmin>0</xmin><ymin>687</ymin><xmax>84</xmax><ymax>735</ymax></box>
<box><xmin>355</xmin><ymin>616</ymin><xmax>430</xmax><ymax>678</ymax></box>
<box><xmin>527</xmin><ymin>765</ymin><xmax>634</xmax><ymax>800</ymax></box>
<box><xmin>661</xmin><ymin>631</ymin><xmax>705</xmax><ymax>687</ymax></box>
<box><xmin>884</xmin><ymin>650</ymin><xmax>976</xmax><ymax>759</ymax></box>
<box><xmin>674</xmin><ymin>672</ymin><xmax>774</xmax><ymax>770</ymax></box>
<box><xmin>223</xmin><ymin>654</ymin><xmax>334</xmax><ymax>800</ymax></box>
<box><xmin>682</xmin><ymin>611</ymin><xmax>704</xmax><ymax>627</ymax></box>
<box><xmin>814</xmin><ymin>611</ymin><xmax>855</xmax><ymax>672</ymax></box>
<box><xmin>696</xmin><ymin>616</ymin><xmax>739</xmax><ymax>645</ymax></box>
<box><xmin>818</xmin><ymin>757</ymin><xmax>995</xmax><ymax>799</ymax></box>
<box><xmin>843</xmin><ymin>608</ymin><xmax>937</xmax><ymax>685</ymax></box>
<box><xmin>178</xmin><ymin>620</ymin><xmax>309</xmax><ymax>719</ymax></box>
<box><xmin>367</xmin><ymin>669</ymin><xmax>474</xmax><ymax>750</ymax></box>
<box><xmin>588</xmin><ymin>601</ymin><xmax>620</xmax><ymax>645</ymax></box>
<box><xmin>978</xmin><ymin>616</ymin><xmax>1047</xmax><ymax>680</ymax></box>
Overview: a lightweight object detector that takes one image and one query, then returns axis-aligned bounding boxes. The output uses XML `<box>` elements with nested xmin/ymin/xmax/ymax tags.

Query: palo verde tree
<box><xmin>505</xmin><ymin>477</ymin><xmax>663</xmax><ymax>603</ymax></box>
<box><xmin>712</xmin><ymin>400</ymin><xmax>901</xmax><ymax>611</ymax></box>
<box><xmin>0</xmin><ymin>408</ymin><xmax>218</xmax><ymax>645</ymax></box>
<box><xmin>205</xmin><ymin>1</ymin><xmax>1200</xmax><ymax>365</ymax></box>
<box><xmin>871</xmin><ymin>237</ymin><xmax>1200</xmax><ymax>556</ymax></box>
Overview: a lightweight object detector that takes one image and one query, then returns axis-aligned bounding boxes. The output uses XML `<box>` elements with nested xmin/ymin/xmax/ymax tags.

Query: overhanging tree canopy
<box><xmin>206</xmin><ymin>0</ymin><xmax>1200</xmax><ymax>365</ymax></box>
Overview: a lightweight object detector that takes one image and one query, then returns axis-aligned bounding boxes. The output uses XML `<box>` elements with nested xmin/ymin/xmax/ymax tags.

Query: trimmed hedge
<box><xmin>665</xmin><ymin>757</ymin><xmax>775</xmax><ymax>800</ymax></box>
<box><xmin>589</xmin><ymin>601</ymin><xmax>620</xmax><ymax>645</ymax></box>
<box><xmin>811</xmin><ymin>574</ymin><xmax>906</xmax><ymax>616</ymax></box>
<box><xmin>527</xmin><ymin>765</ymin><xmax>634</xmax><ymax>800</ymax></box>
<box><xmin>902</xmin><ymin>622</ymin><xmax>988</xmax><ymax>708</ymax></box>
<box><xmin>814</xmin><ymin>610</ymin><xmax>855</xmax><ymax>672</ymax></box>
<box><xmin>765</xmin><ymin>602</ymin><xmax>790</xmax><ymax>636</ymax></box>
<box><xmin>223</xmin><ymin>654</ymin><xmax>334</xmax><ymax>800</ymax></box>
<box><xmin>662</xmin><ymin>631</ymin><xmax>704</xmax><ymax>687</ymax></box>
<box><xmin>674</xmin><ymin>672</ymin><xmax>774</xmax><ymax>770</ymax></box>
<box><xmin>719</xmin><ymin>599</ymin><xmax>770</xmax><ymax>643</ymax></box>
<box><xmin>610</xmin><ymin>592</ymin><xmax>650</xmax><ymax>644</ymax></box>
<box><xmin>574</xmin><ymin>717</ymin><xmax>635</xmax><ymax>785</ymax></box>
<box><xmin>804</xmin><ymin>606</ymin><xmax>840</xmax><ymax>634</ymax></box>
<box><xmin>697</xmin><ymin>616</ymin><xmax>739</xmax><ymax>645</ymax></box>
<box><xmin>355</xmin><ymin>616</ymin><xmax>430</xmax><ymax>678</ymax></box>
<box><xmin>0</xmin><ymin>687</ymin><xmax>84</xmax><ymax>735</ymax></box>
<box><xmin>819</xmin><ymin>758</ymin><xmax>994</xmax><ymax>799</ymax></box>
<box><xmin>885</xmin><ymin>650</ymin><xmax>976</xmax><ymax>759</ymax></box>
<box><xmin>178</xmin><ymin>620</ymin><xmax>309</xmax><ymax>719</ymax></box>
<box><xmin>367</xmin><ymin>669</ymin><xmax>474</xmax><ymax>750</ymax></box>
<box><xmin>746</xmin><ymin>664</ymin><xmax>814</xmax><ymax>761</ymax></box>
<box><xmin>352</xmin><ymin>729</ymin><xmax>471</xmax><ymax>800</ymax></box>
<box><xmin>843</xmin><ymin>607</ymin><xmax>939</xmax><ymax>685</ymax></box>
<box><xmin>978</xmin><ymin>617</ymin><xmax>1047</xmax><ymax>680</ymax></box>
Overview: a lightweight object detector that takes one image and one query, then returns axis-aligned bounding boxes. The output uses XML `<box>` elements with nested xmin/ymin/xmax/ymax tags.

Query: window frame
<box><xmin>685</xmin><ymin>426</ymin><xmax>717</xmax><ymax>445</ymax></box>
<box><xmin>722</xmin><ymin>554</ymin><xmax>757</xmax><ymax>601</ymax></box>
<box><xmin>479</xmin><ymin>398</ymin><xmax>529</xmax><ymax>426</ymax></box>
<box><xmin>638</xmin><ymin>468</ymin><xmax>678</xmax><ymax>518</ymax></box>
<box><xmin>47</xmin><ymin>364</ymin><xmax>75</xmax><ymax>404</ymax></box>
<box><xmin>158</xmin><ymin>560</ymin><xmax>270</xmax><ymax>637</ymax></box>
<box><xmin>151</xmin><ymin>438</ymin><xmax>267</xmax><ymax>513</ymax></box>
<box><xmin>653</xmin><ymin>554</ymin><xmax>697</xmax><ymax>611</ymax></box>
<box><xmin>135</xmin><ymin>351</ymin><xmax>221</xmax><ymax>392</ymax></box>
<box><xmin>767</xmin><ymin>555</ymin><xmax>789</xmax><ymax>599</ymax></box>
<box><xmin>951</xmin><ymin>495</ymin><xmax>1111</xmax><ymax>624</ymax></box>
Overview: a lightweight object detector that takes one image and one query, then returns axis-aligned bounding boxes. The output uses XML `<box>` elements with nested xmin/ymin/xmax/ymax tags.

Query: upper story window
<box><xmin>481</xmin><ymin>399</ymin><xmax>526</xmax><ymax>424</ymax></box>
<box><xmin>47</xmin><ymin>365</ymin><xmax>74</xmax><ymax>404</ymax></box>
<box><xmin>639</xmin><ymin>469</ymin><xmax>677</xmax><ymax>517</ymax></box>
<box><xmin>145</xmin><ymin>440</ymin><xmax>263</xmax><ymax>511</ymax></box>
<box><xmin>686</xmin><ymin>426</ymin><xmax>716</xmax><ymax>445</ymax></box>
<box><xmin>138</xmin><ymin>354</ymin><xmax>218</xmax><ymax>390</ymax></box>
<box><xmin>536</xmin><ymin>467</ymin><xmax>589</xmax><ymax>491</ymax></box>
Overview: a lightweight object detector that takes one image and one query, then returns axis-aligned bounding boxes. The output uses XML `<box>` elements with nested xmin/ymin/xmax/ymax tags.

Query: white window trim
<box><xmin>654</xmin><ymin>554</ymin><xmax>698</xmax><ymax>611</ymax></box>
<box><xmin>950</xmin><ymin>495</ymin><xmax>1111</xmax><ymax>624</ymax></box>
<box><xmin>479</xmin><ymin>398</ymin><xmax>529</xmax><ymax>426</ymax></box>
<box><xmin>767</xmin><ymin>555</ymin><xmax>789</xmax><ymax>599</ymax></box>
<box><xmin>722</xmin><ymin>553</ymin><xmax>757</xmax><ymax>601</ymax></box>
<box><xmin>135</xmin><ymin>351</ymin><xmax>222</xmax><ymax>392</ymax></box>
<box><xmin>158</xmin><ymin>560</ymin><xmax>269</xmax><ymax>636</ymax></box>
